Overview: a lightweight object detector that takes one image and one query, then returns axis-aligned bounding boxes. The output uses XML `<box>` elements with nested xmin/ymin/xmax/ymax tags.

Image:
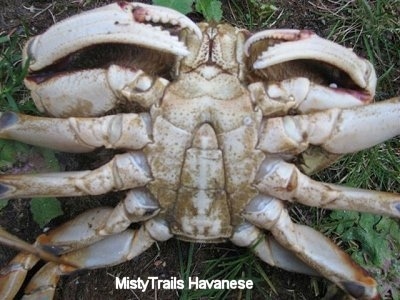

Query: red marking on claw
<box><xmin>298</xmin><ymin>30</ymin><xmax>315</xmax><ymax>39</ymax></box>
<box><xmin>133</xmin><ymin>7</ymin><xmax>148</xmax><ymax>23</ymax></box>
<box><xmin>117</xmin><ymin>1</ymin><xmax>129</xmax><ymax>10</ymax></box>
<box><xmin>331</xmin><ymin>87</ymin><xmax>372</xmax><ymax>103</ymax></box>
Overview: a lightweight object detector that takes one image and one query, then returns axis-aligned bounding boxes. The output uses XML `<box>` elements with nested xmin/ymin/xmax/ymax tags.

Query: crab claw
<box><xmin>24</xmin><ymin>2</ymin><xmax>202</xmax><ymax>71</ymax></box>
<box><xmin>245</xmin><ymin>29</ymin><xmax>377</xmax><ymax>113</ymax></box>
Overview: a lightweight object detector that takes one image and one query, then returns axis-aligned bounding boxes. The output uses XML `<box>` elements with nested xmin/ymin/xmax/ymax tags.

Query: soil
<box><xmin>0</xmin><ymin>1</ymin><xmax>392</xmax><ymax>299</ymax></box>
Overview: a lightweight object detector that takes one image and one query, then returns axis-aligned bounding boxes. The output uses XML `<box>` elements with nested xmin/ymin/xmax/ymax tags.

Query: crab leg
<box><xmin>0</xmin><ymin>202</ymin><xmax>166</xmax><ymax>299</ymax></box>
<box><xmin>21</xmin><ymin>224</ymin><xmax>162</xmax><ymax>300</ymax></box>
<box><xmin>0</xmin><ymin>190</ymin><xmax>158</xmax><ymax>298</ymax></box>
<box><xmin>242</xmin><ymin>195</ymin><xmax>379</xmax><ymax>299</ymax></box>
<box><xmin>255</xmin><ymin>158</ymin><xmax>400</xmax><ymax>218</ymax></box>
<box><xmin>0</xmin><ymin>208</ymin><xmax>113</xmax><ymax>300</ymax></box>
<box><xmin>0</xmin><ymin>111</ymin><xmax>151</xmax><ymax>152</ymax></box>
<box><xmin>0</xmin><ymin>152</ymin><xmax>152</xmax><ymax>200</ymax></box>
<box><xmin>100</xmin><ymin>188</ymin><xmax>161</xmax><ymax>235</ymax></box>
<box><xmin>0</xmin><ymin>252</ymin><xmax>40</xmax><ymax>299</ymax></box>
<box><xmin>0</xmin><ymin>227</ymin><xmax>75</xmax><ymax>267</ymax></box>
<box><xmin>258</xmin><ymin>97</ymin><xmax>400</xmax><ymax>155</ymax></box>
<box><xmin>231</xmin><ymin>223</ymin><xmax>319</xmax><ymax>276</ymax></box>
<box><xmin>0</xmin><ymin>180</ymin><xmax>160</xmax><ymax>298</ymax></box>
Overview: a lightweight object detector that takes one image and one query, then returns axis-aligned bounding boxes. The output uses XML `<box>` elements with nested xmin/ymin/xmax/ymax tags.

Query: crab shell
<box><xmin>0</xmin><ymin>2</ymin><xmax>399</xmax><ymax>299</ymax></box>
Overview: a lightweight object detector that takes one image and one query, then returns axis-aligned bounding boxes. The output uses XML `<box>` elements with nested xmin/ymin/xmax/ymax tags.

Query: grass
<box><xmin>0</xmin><ymin>30</ymin><xmax>30</xmax><ymax>112</ymax></box>
<box><xmin>177</xmin><ymin>241</ymin><xmax>279</xmax><ymax>300</ymax></box>
<box><xmin>225</xmin><ymin>0</ymin><xmax>282</xmax><ymax>29</ymax></box>
<box><xmin>0</xmin><ymin>0</ymin><xmax>399</xmax><ymax>299</ymax></box>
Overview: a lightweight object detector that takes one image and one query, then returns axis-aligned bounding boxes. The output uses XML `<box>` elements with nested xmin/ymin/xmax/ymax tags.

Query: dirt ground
<box><xmin>0</xmin><ymin>0</ymin><xmax>395</xmax><ymax>299</ymax></box>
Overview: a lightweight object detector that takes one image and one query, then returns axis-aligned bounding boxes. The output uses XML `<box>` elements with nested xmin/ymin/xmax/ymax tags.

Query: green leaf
<box><xmin>329</xmin><ymin>210</ymin><xmax>359</xmax><ymax>222</ymax></box>
<box><xmin>30</xmin><ymin>198</ymin><xmax>63</xmax><ymax>228</ymax></box>
<box><xmin>0</xmin><ymin>140</ymin><xmax>17</xmax><ymax>162</ymax></box>
<box><xmin>195</xmin><ymin>0</ymin><xmax>223</xmax><ymax>22</ymax></box>
<box><xmin>153</xmin><ymin>0</ymin><xmax>194</xmax><ymax>15</ymax></box>
<box><xmin>376</xmin><ymin>216</ymin><xmax>400</xmax><ymax>243</ymax></box>
<box><xmin>328</xmin><ymin>210</ymin><xmax>358</xmax><ymax>233</ymax></box>
<box><xmin>341</xmin><ymin>213</ymin><xmax>390</xmax><ymax>266</ymax></box>
<box><xmin>39</xmin><ymin>148</ymin><xmax>60</xmax><ymax>171</ymax></box>
<box><xmin>0</xmin><ymin>35</ymin><xmax>10</xmax><ymax>44</ymax></box>
<box><xmin>0</xmin><ymin>199</ymin><xmax>8</xmax><ymax>210</ymax></box>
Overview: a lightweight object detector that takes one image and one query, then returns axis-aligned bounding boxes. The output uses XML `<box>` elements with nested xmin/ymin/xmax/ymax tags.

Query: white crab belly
<box><xmin>173</xmin><ymin>122</ymin><xmax>232</xmax><ymax>241</ymax></box>
<box><xmin>144</xmin><ymin>106</ymin><xmax>264</xmax><ymax>242</ymax></box>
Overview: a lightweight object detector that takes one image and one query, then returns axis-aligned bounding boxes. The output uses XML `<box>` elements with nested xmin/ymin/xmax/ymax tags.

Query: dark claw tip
<box><xmin>0</xmin><ymin>183</ymin><xmax>10</xmax><ymax>197</ymax></box>
<box><xmin>395</xmin><ymin>202</ymin><xmax>400</xmax><ymax>213</ymax></box>
<box><xmin>41</xmin><ymin>244</ymin><xmax>66</xmax><ymax>256</ymax></box>
<box><xmin>0</xmin><ymin>112</ymin><xmax>18</xmax><ymax>129</ymax></box>
<box><xmin>341</xmin><ymin>281</ymin><xmax>366</xmax><ymax>298</ymax></box>
<box><xmin>144</xmin><ymin>208</ymin><xmax>160</xmax><ymax>216</ymax></box>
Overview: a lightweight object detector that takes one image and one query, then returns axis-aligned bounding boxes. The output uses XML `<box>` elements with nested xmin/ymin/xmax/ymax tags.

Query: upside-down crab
<box><xmin>0</xmin><ymin>2</ymin><xmax>399</xmax><ymax>299</ymax></box>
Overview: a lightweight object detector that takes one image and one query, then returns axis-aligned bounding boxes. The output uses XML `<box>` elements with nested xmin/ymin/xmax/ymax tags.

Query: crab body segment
<box><xmin>0</xmin><ymin>2</ymin><xmax>399</xmax><ymax>299</ymax></box>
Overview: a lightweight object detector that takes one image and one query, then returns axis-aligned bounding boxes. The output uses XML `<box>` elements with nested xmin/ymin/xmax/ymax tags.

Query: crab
<box><xmin>0</xmin><ymin>1</ymin><xmax>399</xmax><ymax>299</ymax></box>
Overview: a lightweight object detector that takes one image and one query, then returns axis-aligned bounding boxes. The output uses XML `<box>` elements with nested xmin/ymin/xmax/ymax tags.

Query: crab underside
<box><xmin>0</xmin><ymin>2</ymin><xmax>399</xmax><ymax>299</ymax></box>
